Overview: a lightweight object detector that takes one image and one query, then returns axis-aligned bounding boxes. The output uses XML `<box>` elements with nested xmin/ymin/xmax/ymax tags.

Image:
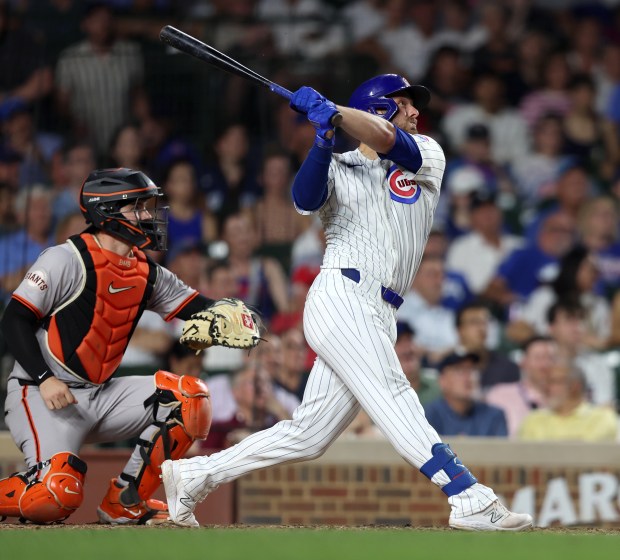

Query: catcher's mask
<box><xmin>79</xmin><ymin>168</ymin><xmax>169</xmax><ymax>251</ymax></box>
<box><xmin>348</xmin><ymin>74</ymin><xmax>431</xmax><ymax>121</ymax></box>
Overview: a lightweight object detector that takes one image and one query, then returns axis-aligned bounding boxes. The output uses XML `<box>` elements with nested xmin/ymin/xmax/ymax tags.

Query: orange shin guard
<box><xmin>117</xmin><ymin>371</ymin><xmax>211</xmax><ymax>504</ymax></box>
<box><xmin>0</xmin><ymin>473</ymin><xmax>28</xmax><ymax>519</ymax></box>
<box><xmin>0</xmin><ymin>452</ymin><xmax>87</xmax><ymax>523</ymax></box>
<box><xmin>132</xmin><ymin>422</ymin><xmax>193</xmax><ymax>500</ymax></box>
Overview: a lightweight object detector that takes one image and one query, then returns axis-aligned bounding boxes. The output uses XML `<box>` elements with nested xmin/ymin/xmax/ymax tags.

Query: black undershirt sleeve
<box><xmin>174</xmin><ymin>294</ymin><xmax>215</xmax><ymax>321</ymax></box>
<box><xmin>1</xmin><ymin>298</ymin><xmax>54</xmax><ymax>385</ymax></box>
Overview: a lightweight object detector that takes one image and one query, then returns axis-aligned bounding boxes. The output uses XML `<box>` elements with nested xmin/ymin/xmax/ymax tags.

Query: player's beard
<box><xmin>392</xmin><ymin>114</ymin><xmax>418</xmax><ymax>135</ymax></box>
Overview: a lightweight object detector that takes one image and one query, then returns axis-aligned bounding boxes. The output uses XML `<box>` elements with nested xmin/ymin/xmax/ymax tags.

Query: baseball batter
<box><xmin>0</xmin><ymin>168</ymin><xmax>216</xmax><ymax>525</ymax></box>
<box><xmin>162</xmin><ymin>75</ymin><xmax>533</xmax><ymax>531</ymax></box>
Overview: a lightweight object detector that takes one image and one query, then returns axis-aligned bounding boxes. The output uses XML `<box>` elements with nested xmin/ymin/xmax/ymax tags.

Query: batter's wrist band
<box><xmin>314</xmin><ymin>133</ymin><xmax>335</xmax><ymax>150</ymax></box>
<box><xmin>309</xmin><ymin>142</ymin><xmax>333</xmax><ymax>162</ymax></box>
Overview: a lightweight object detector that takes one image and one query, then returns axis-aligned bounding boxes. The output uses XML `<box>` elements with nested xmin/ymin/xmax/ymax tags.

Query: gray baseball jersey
<box><xmin>10</xmin><ymin>239</ymin><xmax>195</xmax><ymax>385</ymax></box>
<box><xmin>5</xmin><ymin>235</ymin><xmax>197</xmax><ymax>477</ymax></box>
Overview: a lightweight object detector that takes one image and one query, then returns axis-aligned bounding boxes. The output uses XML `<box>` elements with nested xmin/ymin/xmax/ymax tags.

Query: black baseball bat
<box><xmin>159</xmin><ymin>25</ymin><xmax>343</xmax><ymax>134</ymax></box>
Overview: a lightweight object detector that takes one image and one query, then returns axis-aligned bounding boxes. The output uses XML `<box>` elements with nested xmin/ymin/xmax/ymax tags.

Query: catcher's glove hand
<box><xmin>180</xmin><ymin>298</ymin><xmax>262</xmax><ymax>353</ymax></box>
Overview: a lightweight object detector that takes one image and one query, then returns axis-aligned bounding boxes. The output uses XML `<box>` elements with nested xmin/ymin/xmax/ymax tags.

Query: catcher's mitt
<box><xmin>180</xmin><ymin>298</ymin><xmax>261</xmax><ymax>352</ymax></box>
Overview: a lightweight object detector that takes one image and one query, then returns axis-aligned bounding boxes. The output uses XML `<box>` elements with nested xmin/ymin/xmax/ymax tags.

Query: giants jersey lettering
<box><xmin>302</xmin><ymin>134</ymin><xmax>445</xmax><ymax>296</ymax></box>
<box><xmin>11</xmin><ymin>234</ymin><xmax>198</xmax><ymax>385</ymax></box>
<box><xmin>44</xmin><ymin>234</ymin><xmax>155</xmax><ymax>384</ymax></box>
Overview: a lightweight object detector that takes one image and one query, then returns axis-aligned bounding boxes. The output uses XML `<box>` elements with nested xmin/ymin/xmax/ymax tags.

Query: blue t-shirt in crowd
<box><xmin>424</xmin><ymin>398</ymin><xmax>508</xmax><ymax>437</ymax></box>
<box><xmin>596</xmin><ymin>242</ymin><xmax>620</xmax><ymax>296</ymax></box>
<box><xmin>52</xmin><ymin>189</ymin><xmax>81</xmax><ymax>224</ymax></box>
<box><xmin>496</xmin><ymin>244</ymin><xmax>558</xmax><ymax>298</ymax></box>
<box><xmin>167</xmin><ymin>212</ymin><xmax>203</xmax><ymax>253</ymax></box>
<box><xmin>0</xmin><ymin>229</ymin><xmax>51</xmax><ymax>302</ymax></box>
<box><xmin>442</xmin><ymin>270</ymin><xmax>472</xmax><ymax>312</ymax></box>
<box><xmin>0</xmin><ymin>230</ymin><xmax>49</xmax><ymax>277</ymax></box>
<box><xmin>607</xmin><ymin>84</ymin><xmax>620</xmax><ymax>124</ymax></box>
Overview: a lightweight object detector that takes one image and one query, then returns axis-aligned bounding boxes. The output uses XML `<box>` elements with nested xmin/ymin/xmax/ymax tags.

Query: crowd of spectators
<box><xmin>1</xmin><ymin>0</ymin><xmax>620</xmax><ymax>445</ymax></box>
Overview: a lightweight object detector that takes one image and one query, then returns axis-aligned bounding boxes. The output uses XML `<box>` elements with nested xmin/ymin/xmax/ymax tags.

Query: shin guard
<box><xmin>116</xmin><ymin>371</ymin><xmax>211</xmax><ymax>504</ymax></box>
<box><xmin>420</xmin><ymin>443</ymin><xmax>477</xmax><ymax>497</ymax></box>
<box><xmin>121</xmin><ymin>421</ymin><xmax>193</xmax><ymax>502</ymax></box>
<box><xmin>0</xmin><ymin>452</ymin><xmax>87</xmax><ymax>523</ymax></box>
<box><xmin>0</xmin><ymin>473</ymin><xmax>28</xmax><ymax>519</ymax></box>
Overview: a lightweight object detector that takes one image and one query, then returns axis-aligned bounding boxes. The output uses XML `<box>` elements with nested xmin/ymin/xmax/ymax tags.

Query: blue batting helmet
<box><xmin>348</xmin><ymin>74</ymin><xmax>431</xmax><ymax>121</ymax></box>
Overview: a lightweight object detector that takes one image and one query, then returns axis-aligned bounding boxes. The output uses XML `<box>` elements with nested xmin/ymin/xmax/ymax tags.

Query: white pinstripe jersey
<box><xmin>300</xmin><ymin>134</ymin><xmax>445</xmax><ymax>296</ymax></box>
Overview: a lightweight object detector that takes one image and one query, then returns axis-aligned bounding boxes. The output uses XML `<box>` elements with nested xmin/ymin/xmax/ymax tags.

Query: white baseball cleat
<box><xmin>449</xmin><ymin>499</ymin><xmax>533</xmax><ymax>531</ymax></box>
<box><xmin>161</xmin><ymin>460</ymin><xmax>199</xmax><ymax>528</ymax></box>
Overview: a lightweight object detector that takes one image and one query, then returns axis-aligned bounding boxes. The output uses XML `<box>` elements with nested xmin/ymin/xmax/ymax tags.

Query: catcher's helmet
<box><xmin>348</xmin><ymin>74</ymin><xmax>431</xmax><ymax>121</ymax></box>
<box><xmin>80</xmin><ymin>168</ymin><xmax>168</xmax><ymax>250</ymax></box>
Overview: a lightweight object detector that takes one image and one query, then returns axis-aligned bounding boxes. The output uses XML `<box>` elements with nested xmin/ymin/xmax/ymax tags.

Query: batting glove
<box><xmin>308</xmin><ymin>100</ymin><xmax>338</xmax><ymax>149</ymax></box>
<box><xmin>290</xmin><ymin>86</ymin><xmax>326</xmax><ymax>115</ymax></box>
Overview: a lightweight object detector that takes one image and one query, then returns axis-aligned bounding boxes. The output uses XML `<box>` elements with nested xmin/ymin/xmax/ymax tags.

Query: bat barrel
<box><xmin>160</xmin><ymin>26</ymin><xmax>273</xmax><ymax>90</ymax></box>
<box><xmin>160</xmin><ymin>26</ymin><xmax>342</xmax><ymax>130</ymax></box>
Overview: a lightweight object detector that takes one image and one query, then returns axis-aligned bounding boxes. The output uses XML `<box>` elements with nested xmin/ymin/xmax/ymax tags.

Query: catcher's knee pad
<box><xmin>0</xmin><ymin>452</ymin><xmax>87</xmax><ymax>523</ymax></box>
<box><xmin>129</xmin><ymin>371</ymin><xmax>211</xmax><ymax>501</ymax></box>
<box><xmin>150</xmin><ymin>370</ymin><xmax>212</xmax><ymax>439</ymax></box>
<box><xmin>420</xmin><ymin>443</ymin><xmax>477</xmax><ymax>497</ymax></box>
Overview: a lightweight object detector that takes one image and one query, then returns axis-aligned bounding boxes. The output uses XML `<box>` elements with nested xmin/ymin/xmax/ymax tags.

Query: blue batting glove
<box><xmin>290</xmin><ymin>86</ymin><xmax>326</xmax><ymax>115</ymax></box>
<box><xmin>308</xmin><ymin>100</ymin><xmax>338</xmax><ymax>149</ymax></box>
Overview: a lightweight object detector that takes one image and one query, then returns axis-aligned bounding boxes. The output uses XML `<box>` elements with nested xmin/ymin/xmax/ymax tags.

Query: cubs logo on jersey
<box><xmin>386</xmin><ymin>164</ymin><xmax>421</xmax><ymax>204</ymax></box>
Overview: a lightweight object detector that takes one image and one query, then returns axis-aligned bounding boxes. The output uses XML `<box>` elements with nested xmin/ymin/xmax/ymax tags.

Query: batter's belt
<box><xmin>340</xmin><ymin>268</ymin><xmax>404</xmax><ymax>309</ymax></box>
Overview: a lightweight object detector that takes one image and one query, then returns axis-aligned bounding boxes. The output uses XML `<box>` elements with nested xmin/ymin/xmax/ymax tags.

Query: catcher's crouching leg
<box><xmin>97</xmin><ymin>371</ymin><xmax>212</xmax><ymax>525</ymax></box>
<box><xmin>0</xmin><ymin>452</ymin><xmax>87</xmax><ymax>524</ymax></box>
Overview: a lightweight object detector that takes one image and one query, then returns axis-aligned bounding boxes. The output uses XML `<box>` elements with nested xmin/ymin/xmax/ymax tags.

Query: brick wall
<box><xmin>238</xmin><ymin>465</ymin><xmax>449</xmax><ymax>526</ymax></box>
<box><xmin>3</xmin><ymin>433</ymin><xmax>620</xmax><ymax>527</ymax></box>
<box><xmin>237</xmin><ymin>438</ymin><xmax>620</xmax><ymax>527</ymax></box>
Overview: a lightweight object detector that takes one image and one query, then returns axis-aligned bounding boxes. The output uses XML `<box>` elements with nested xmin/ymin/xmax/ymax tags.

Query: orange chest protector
<box><xmin>46</xmin><ymin>234</ymin><xmax>157</xmax><ymax>384</ymax></box>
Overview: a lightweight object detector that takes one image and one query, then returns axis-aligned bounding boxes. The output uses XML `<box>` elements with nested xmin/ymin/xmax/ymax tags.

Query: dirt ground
<box><xmin>2</xmin><ymin>522</ymin><xmax>620</xmax><ymax>534</ymax></box>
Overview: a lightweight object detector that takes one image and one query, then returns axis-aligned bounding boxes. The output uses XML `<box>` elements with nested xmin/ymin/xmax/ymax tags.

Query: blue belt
<box><xmin>340</xmin><ymin>268</ymin><xmax>404</xmax><ymax>309</ymax></box>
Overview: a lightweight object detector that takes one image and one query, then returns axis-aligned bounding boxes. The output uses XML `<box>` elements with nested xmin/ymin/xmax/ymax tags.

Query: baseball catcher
<box><xmin>0</xmin><ymin>168</ymin><xmax>257</xmax><ymax>525</ymax></box>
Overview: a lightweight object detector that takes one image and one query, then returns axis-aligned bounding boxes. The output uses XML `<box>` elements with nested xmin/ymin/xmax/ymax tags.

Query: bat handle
<box><xmin>269</xmin><ymin>83</ymin><xmax>293</xmax><ymax>100</ymax></box>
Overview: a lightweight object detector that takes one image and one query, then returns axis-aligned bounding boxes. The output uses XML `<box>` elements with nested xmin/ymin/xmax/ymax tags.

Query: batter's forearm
<box><xmin>292</xmin><ymin>144</ymin><xmax>331</xmax><ymax>212</ymax></box>
<box><xmin>335</xmin><ymin>105</ymin><xmax>396</xmax><ymax>154</ymax></box>
<box><xmin>1</xmin><ymin>298</ymin><xmax>54</xmax><ymax>384</ymax></box>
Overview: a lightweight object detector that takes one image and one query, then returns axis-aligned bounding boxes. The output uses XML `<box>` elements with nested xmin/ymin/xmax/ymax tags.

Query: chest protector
<box><xmin>46</xmin><ymin>234</ymin><xmax>157</xmax><ymax>384</ymax></box>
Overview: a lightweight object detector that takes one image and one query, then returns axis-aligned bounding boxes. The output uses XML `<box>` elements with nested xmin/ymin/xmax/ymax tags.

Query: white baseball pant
<box><xmin>180</xmin><ymin>269</ymin><xmax>497</xmax><ymax>516</ymax></box>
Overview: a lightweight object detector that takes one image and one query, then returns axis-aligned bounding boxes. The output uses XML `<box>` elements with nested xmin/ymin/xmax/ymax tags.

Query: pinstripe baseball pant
<box><xmin>181</xmin><ymin>269</ymin><xmax>498</xmax><ymax>516</ymax></box>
